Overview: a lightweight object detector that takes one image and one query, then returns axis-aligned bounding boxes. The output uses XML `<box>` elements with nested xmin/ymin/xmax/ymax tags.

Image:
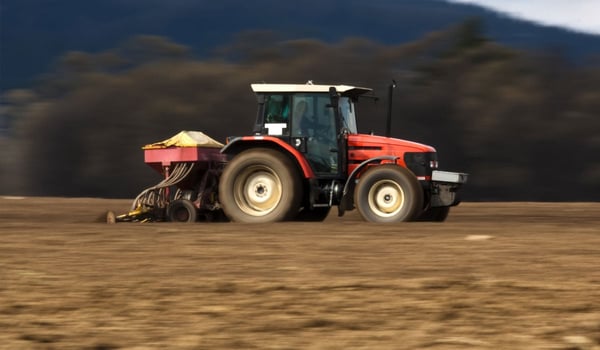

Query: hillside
<box><xmin>2</xmin><ymin>0</ymin><xmax>599</xmax><ymax>90</ymax></box>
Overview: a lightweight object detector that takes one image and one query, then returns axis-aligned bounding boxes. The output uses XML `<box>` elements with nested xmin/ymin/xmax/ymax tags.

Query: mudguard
<box><xmin>221</xmin><ymin>136</ymin><xmax>315</xmax><ymax>179</ymax></box>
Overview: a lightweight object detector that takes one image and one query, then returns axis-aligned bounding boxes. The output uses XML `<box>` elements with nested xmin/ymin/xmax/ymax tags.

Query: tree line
<box><xmin>1</xmin><ymin>21</ymin><xmax>598</xmax><ymax>200</ymax></box>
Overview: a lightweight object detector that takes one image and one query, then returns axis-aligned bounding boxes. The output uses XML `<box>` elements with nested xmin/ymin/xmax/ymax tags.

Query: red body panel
<box><xmin>346</xmin><ymin>134</ymin><xmax>436</xmax><ymax>176</ymax></box>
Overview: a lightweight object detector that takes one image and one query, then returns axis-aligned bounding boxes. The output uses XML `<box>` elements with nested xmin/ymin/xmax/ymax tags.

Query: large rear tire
<box><xmin>219</xmin><ymin>148</ymin><xmax>302</xmax><ymax>223</ymax></box>
<box><xmin>354</xmin><ymin>165</ymin><xmax>424</xmax><ymax>223</ymax></box>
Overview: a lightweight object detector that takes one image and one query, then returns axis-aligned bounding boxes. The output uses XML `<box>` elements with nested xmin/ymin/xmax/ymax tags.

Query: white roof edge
<box><xmin>251</xmin><ymin>83</ymin><xmax>372</xmax><ymax>94</ymax></box>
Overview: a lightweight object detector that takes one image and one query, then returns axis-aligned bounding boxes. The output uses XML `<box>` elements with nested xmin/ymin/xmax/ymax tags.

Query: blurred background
<box><xmin>1</xmin><ymin>0</ymin><xmax>599</xmax><ymax>201</ymax></box>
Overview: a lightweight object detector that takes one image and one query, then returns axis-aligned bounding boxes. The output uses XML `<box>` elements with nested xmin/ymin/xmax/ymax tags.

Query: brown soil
<box><xmin>1</xmin><ymin>197</ymin><xmax>599</xmax><ymax>349</ymax></box>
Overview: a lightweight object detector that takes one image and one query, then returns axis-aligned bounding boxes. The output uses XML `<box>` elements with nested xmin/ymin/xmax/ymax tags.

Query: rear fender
<box><xmin>221</xmin><ymin>136</ymin><xmax>315</xmax><ymax>179</ymax></box>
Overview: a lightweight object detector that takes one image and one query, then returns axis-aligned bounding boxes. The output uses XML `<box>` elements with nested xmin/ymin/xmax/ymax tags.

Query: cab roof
<box><xmin>251</xmin><ymin>82</ymin><xmax>372</xmax><ymax>98</ymax></box>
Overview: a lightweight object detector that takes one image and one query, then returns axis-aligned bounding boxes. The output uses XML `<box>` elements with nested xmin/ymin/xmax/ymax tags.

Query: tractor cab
<box><xmin>251</xmin><ymin>83</ymin><xmax>371</xmax><ymax>177</ymax></box>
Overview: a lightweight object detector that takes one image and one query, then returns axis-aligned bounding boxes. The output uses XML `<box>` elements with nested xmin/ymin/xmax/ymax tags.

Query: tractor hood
<box><xmin>346</xmin><ymin>134</ymin><xmax>438</xmax><ymax>178</ymax></box>
<box><xmin>348</xmin><ymin>134</ymin><xmax>436</xmax><ymax>155</ymax></box>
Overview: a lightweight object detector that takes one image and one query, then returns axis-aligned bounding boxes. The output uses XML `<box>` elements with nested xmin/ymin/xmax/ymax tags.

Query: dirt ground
<box><xmin>1</xmin><ymin>197</ymin><xmax>599</xmax><ymax>350</ymax></box>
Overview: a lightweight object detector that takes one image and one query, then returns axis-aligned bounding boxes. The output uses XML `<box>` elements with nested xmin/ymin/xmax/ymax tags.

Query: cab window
<box><xmin>263</xmin><ymin>94</ymin><xmax>290</xmax><ymax>136</ymax></box>
<box><xmin>264</xmin><ymin>95</ymin><xmax>290</xmax><ymax>123</ymax></box>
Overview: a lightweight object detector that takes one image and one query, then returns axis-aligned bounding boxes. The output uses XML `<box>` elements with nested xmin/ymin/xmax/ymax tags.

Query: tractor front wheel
<box><xmin>219</xmin><ymin>149</ymin><xmax>302</xmax><ymax>223</ymax></box>
<box><xmin>355</xmin><ymin>165</ymin><xmax>423</xmax><ymax>223</ymax></box>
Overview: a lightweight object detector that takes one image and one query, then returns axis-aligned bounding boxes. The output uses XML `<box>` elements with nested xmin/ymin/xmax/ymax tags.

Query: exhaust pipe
<box><xmin>385</xmin><ymin>80</ymin><xmax>396</xmax><ymax>138</ymax></box>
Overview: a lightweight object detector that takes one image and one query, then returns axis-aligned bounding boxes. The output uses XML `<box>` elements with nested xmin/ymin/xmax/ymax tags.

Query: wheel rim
<box><xmin>367</xmin><ymin>179</ymin><xmax>405</xmax><ymax>218</ymax></box>
<box><xmin>233</xmin><ymin>165</ymin><xmax>282</xmax><ymax>216</ymax></box>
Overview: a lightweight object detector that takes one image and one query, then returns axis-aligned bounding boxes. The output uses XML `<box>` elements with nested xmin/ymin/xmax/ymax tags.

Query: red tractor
<box><xmin>117</xmin><ymin>82</ymin><xmax>466</xmax><ymax>224</ymax></box>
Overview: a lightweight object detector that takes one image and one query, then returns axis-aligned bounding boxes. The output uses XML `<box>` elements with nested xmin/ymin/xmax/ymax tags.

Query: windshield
<box><xmin>339</xmin><ymin>97</ymin><xmax>358</xmax><ymax>134</ymax></box>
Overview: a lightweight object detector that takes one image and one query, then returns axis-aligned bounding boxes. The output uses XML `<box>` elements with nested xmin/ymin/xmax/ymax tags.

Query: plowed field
<box><xmin>1</xmin><ymin>197</ymin><xmax>599</xmax><ymax>349</ymax></box>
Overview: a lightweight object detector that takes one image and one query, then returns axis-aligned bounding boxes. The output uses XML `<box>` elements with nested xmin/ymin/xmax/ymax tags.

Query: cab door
<box><xmin>289</xmin><ymin>94</ymin><xmax>340</xmax><ymax>176</ymax></box>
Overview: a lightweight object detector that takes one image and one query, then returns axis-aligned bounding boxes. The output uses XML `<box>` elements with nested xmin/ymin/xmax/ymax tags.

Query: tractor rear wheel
<box><xmin>219</xmin><ymin>148</ymin><xmax>302</xmax><ymax>223</ymax></box>
<box><xmin>354</xmin><ymin>165</ymin><xmax>423</xmax><ymax>223</ymax></box>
